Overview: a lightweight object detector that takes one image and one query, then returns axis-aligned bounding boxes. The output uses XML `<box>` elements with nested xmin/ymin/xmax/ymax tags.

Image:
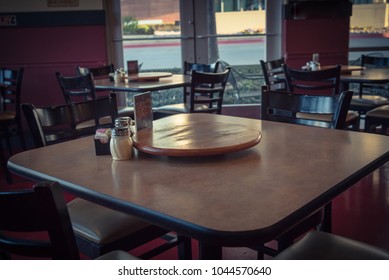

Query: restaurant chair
<box><xmin>154</xmin><ymin>61</ymin><xmax>220</xmax><ymax>117</ymax></box>
<box><xmin>0</xmin><ymin>68</ymin><xmax>25</xmax><ymax>175</ymax></box>
<box><xmin>21</xmin><ymin>93</ymin><xmax>190</xmax><ymax>259</ymax></box>
<box><xmin>257</xmin><ymin>87</ymin><xmax>353</xmax><ymax>259</ymax></box>
<box><xmin>261</xmin><ymin>87</ymin><xmax>354</xmax><ymax>129</ymax></box>
<box><xmin>56</xmin><ymin>71</ymin><xmax>113</xmax><ymax>129</ymax></box>
<box><xmin>282</xmin><ymin>64</ymin><xmax>359</xmax><ymax>130</ymax></box>
<box><xmin>75</xmin><ymin>65</ymin><xmax>134</xmax><ymax>118</ymax></box>
<box><xmin>56</xmin><ymin>71</ymin><xmax>97</xmax><ymax>103</ymax></box>
<box><xmin>0</xmin><ymin>180</ymin><xmax>138</xmax><ymax>260</ymax></box>
<box><xmin>0</xmin><ymin>67</ymin><xmax>25</xmax><ymax>184</ymax></box>
<box><xmin>364</xmin><ymin>104</ymin><xmax>389</xmax><ymax>134</ymax></box>
<box><xmin>188</xmin><ymin>67</ymin><xmax>231</xmax><ymax>114</ymax></box>
<box><xmin>76</xmin><ymin>64</ymin><xmax>114</xmax><ymax>78</ymax></box>
<box><xmin>260</xmin><ymin>58</ymin><xmax>286</xmax><ymax>91</ymax></box>
<box><xmin>349</xmin><ymin>55</ymin><xmax>389</xmax><ymax>125</ymax></box>
<box><xmin>274</xmin><ymin>231</ymin><xmax>389</xmax><ymax>260</ymax></box>
<box><xmin>283</xmin><ymin>64</ymin><xmax>341</xmax><ymax>94</ymax></box>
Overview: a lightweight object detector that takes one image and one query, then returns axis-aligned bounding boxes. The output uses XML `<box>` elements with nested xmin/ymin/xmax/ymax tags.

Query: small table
<box><xmin>8</xmin><ymin>114</ymin><xmax>389</xmax><ymax>259</ymax></box>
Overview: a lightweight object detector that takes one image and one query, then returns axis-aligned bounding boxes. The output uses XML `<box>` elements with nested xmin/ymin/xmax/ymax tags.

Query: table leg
<box><xmin>321</xmin><ymin>202</ymin><xmax>332</xmax><ymax>233</ymax></box>
<box><xmin>198</xmin><ymin>242</ymin><xmax>223</xmax><ymax>260</ymax></box>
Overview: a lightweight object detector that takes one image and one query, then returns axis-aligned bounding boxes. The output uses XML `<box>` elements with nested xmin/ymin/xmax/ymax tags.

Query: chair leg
<box><xmin>177</xmin><ymin>235</ymin><xmax>192</xmax><ymax>260</ymax></box>
<box><xmin>1</xmin><ymin>139</ymin><xmax>13</xmax><ymax>184</ymax></box>
<box><xmin>4</xmin><ymin>133</ymin><xmax>12</xmax><ymax>157</ymax></box>
<box><xmin>17</xmin><ymin>120</ymin><xmax>26</xmax><ymax>150</ymax></box>
<box><xmin>277</xmin><ymin>238</ymin><xmax>294</xmax><ymax>252</ymax></box>
<box><xmin>381</xmin><ymin>125</ymin><xmax>388</xmax><ymax>135</ymax></box>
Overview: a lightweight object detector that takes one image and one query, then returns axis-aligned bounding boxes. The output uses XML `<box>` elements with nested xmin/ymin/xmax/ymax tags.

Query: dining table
<box><xmin>94</xmin><ymin>73</ymin><xmax>190</xmax><ymax>93</ymax></box>
<box><xmin>340</xmin><ymin>68</ymin><xmax>389</xmax><ymax>85</ymax></box>
<box><xmin>8</xmin><ymin>113</ymin><xmax>389</xmax><ymax>259</ymax></box>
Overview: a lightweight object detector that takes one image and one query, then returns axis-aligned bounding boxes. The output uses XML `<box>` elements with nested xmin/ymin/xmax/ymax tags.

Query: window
<box><xmin>349</xmin><ymin>1</ymin><xmax>389</xmax><ymax>62</ymax></box>
<box><xmin>119</xmin><ymin>0</ymin><xmax>274</xmax><ymax>106</ymax></box>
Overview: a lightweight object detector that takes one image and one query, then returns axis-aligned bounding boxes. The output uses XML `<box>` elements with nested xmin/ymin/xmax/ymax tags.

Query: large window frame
<box><xmin>107</xmin><ymin>0</ymin><xmax>281</xmax><ymax>69</ymax></box>
<box><xmin>105</xmin><ymin>0</ymin><xmax>281</xmax><ymax>106</ymax></box>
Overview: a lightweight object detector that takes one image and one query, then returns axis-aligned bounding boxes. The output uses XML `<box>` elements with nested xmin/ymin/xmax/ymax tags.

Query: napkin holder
<box><xmin>94</xmin><ymin>129</ymin><xmax>111</xmax><ymax>155</ymax></box>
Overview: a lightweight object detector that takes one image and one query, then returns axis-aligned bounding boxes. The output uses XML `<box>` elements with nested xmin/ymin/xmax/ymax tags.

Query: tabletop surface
<box><xmin>8</xmin><ymin>114</ymin><xmax>389</xmax><ymax>246</ymax></box>
<box><xmin>94</xmin><ymin>74</ymin><xmax>189</xmax><ymax>92</ymax></box>
<box><xmin>127</xmin><ymin>72</ymin><xmax>173</xmax><ymax>82</ymax></box>
<box><xmin>321</xmin><ymin>65</ymin><xmax>366</xmax><ymax>73</ymax></box>
<box><xmin>340</xmin><ymin>68</ymin><xmax>389</xmax><ymax>83</ymax></box>
<box><xmin>275</xmin><ymin>67</ymin><xmax>389</xmax><ymax>84</ymax></box>
<box><xmin>133</xmin><ymin>114</ymin><xmax>262</xmax><ymax>157</ymax></box>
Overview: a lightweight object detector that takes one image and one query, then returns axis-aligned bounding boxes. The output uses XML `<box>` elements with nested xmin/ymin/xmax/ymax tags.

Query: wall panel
<box><xmin>0</xmin><ymin>10</ymin><xmax>108</xmax><ymax>133</ymax></box>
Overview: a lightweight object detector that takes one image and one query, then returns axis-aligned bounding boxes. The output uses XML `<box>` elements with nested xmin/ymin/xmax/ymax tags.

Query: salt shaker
<box><xmin>110</xmin><ymin>127</ymin><xmax>133</xmax><ymax>160</ymax></box>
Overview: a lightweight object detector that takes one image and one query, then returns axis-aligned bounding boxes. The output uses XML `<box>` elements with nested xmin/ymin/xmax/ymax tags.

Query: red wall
<box><xmin>0</xmin><ymin>25</ymin><xmax>108</xmax><ymax>107</ymax></box>
<box><xmin>283</xmin><ymin>17</ymin><xmax>350</xmax><ymax>69</ymax></box>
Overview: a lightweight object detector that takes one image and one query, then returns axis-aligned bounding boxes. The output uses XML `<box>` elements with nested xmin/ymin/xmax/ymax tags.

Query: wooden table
<box><xmin>94</xmin><ymin>74</ymin><xmax>190</xmax><ymax>92</ymax></box>
<box><xmin>340</xmin><ymin>68</ymin><xmax>389</xmax><ymax>84</ymax></box>
<box><xmin>275</xmin><ymin>67</ymin><xmax>389</xmax><ymax>91</ymax></box>
<box><xmin>321</xmin><ymin>65</ymin><xmax>365</xmax><ymax>74</ymax></box>
<box><xmin>8</xmin><ymin>114</ymin><xmax>389</xmax><ymax>259</ymax></box>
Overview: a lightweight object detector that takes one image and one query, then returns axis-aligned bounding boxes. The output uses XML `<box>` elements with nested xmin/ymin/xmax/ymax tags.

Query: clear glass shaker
<box><xmin>110</xmin><ymin>127</ymin><xmax>133</xmax><ymax>160</ymax></box>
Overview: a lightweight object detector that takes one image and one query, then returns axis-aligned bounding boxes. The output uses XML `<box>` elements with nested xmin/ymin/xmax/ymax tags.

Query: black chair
<box><xmin>75</xmin><ymin>65</ymin><xmax>134</xmax><ymax>118</ymax></box>
<box><xmin>282</xmin><ymin>64</ymin><xmax>359</xmax><ymax>130</ymax></box>
<box><xmin>22</xmin><ymin>93</ymin><xmax>118</xmax><ymax>147</ymax></box>
<box><xmin>260</xmin><ymin>58</ymin><xmax>286</xmax><ymax>91</ymax></box>
<box><xmin>76</xmin><ymin>64</ymin><xmax>114</xmax><ymax>78</ymax></box>
<box><xmin>275</xmin><ymin>231</ymin><xmax>389</xmax><ymax>260</ymax></box>
<box><xmin>56</xmin><ymin>71</ymin><xmax>113</xmax><ymax>129</ymax></box>
<box><xmin>349</xmin><ymin>55</ymin><xmax>389</xmax><ymax>122</ymax></box>
<box><xmin>262</xmin><ymin>87</ymin><xmax>354</xmax><ymax>130</ymax></box>
<box><xmin>56</xmin><ymin>72</ymin><xmax>97</xmax><ymax>104</ymax></box>
<box><xmin>0</xmin><ymin>181</ymin><xmax>138</xmax><ymax>260</ymax></box>
<box><xmin>188</xmin><ymin>67</ymin><xmax>231</xmax><ymax>114</ymax></box>
<box><xmin>364</xmin><ymin>104</ymin><xmax>389</xmax><ymax>134</ymax></box>
<box><xmin>0</xmin><ymin>68</ymin><xmax>25</xmax><ymax>183</ymax></box>
<box><xmin>257</xmin><ymin>87</ymin><xmax>353</xmax><ymax>259</ymax></box>
<box><xmin>283</xmin><ymin>64</ymin><xmax>341</xmax><ymax>95</ymax></box>
<box><xmin>154</xmin><ymin>61</ymin><xmax>220</xmax><ymax>117</ymax></box>
<box><xmin>21</xmin><ymin>93</ymin><xmax>190</xmax><ymax>259</ymax></box>
<box><xmin>0</xmin><ymin>68</ymin><xmax>25</xmax><ymax>150</ymax></box>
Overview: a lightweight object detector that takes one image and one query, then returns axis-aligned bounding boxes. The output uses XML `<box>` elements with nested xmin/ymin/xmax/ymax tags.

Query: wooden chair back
<box><xmin>361</xmin><ymin>55</ymin><xmax>389</xmax><ymax>69</ymax></box>
<box><xmin>76</xmin><ymin>64</ymin><xmax>114</xmax><ymax>79</ymax></box>
<box><xmin>183</xmin><ymin>61</ymin><xmax>220</xmax><ymax>75</ymax></box>
<box><xmin>0</xmin><ymin>181</ymin><xmax>80</xmax><ymax>259</ymax></box>
<box><xmin>283</xmin><ymin>64</ymin><xmax>341</xmax><ymax>95</ymax></box>
<box><xmin>261</xmin><ymin>86</ymin><xmax>353</xmax><ymax>129</ymax></box>
<box><xmin>183</xmin><ymin>61</ymin><xmax>220</xmax><ymax>104</ymax></box>
<box><xmin>56</xmin><ymin>72</ymin><xmax>96</xmax><ymax>104</ymax></box>
<box><xmin>0</xmin><ymin>67</ymin><xmax>26</xmax><ymax>166</ymax></box>
<box><xmin>0</xmin><ymin>68</ymin><xmax>24</xmax><ymax>113</ymax></box>
<box><xmin>189</xmin><ymin>67</ymin><xmax>231</xmax><ymax>114</ymax></box>
<box><xmin>260</xmin><ymin>58</ymin><xmax>285</xmax><ymax>91</ymax></box>
<box><xmin>22</xmin><ymin>93</ymin><xmax>118</xmax><ymax>147</ymax></box>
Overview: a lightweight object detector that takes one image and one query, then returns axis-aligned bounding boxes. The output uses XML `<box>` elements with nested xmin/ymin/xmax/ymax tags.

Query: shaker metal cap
<box><xmin>115</xmin><ymin>117</ymin><xmax>131</xmax><ymax>128</ymax></box>
<box><xmin>111</xmin><ymin>127</ymin><xmax>129</xmax><ymax>137</ymax></box>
